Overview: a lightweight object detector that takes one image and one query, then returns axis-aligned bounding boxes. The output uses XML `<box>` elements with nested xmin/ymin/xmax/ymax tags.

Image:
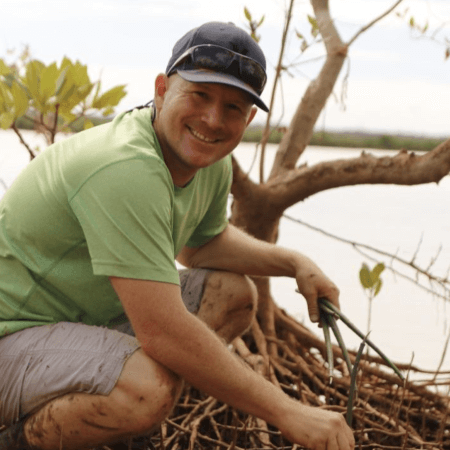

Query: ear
<box><xmin>246</xmin><ymin>106</ymin><xmax>258</xmax><ymax>127</ymax></box>
<box><xmin>154</xmin><ymin>74</ymin><xmax>168</xmax><ymax>110</ymax></box>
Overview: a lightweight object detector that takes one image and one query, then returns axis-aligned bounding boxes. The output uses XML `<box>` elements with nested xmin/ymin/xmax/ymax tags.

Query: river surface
<box><xmin>2</xmin><ymin>130</ymin><xmax>450</xmax><ymax>372</ymax></box>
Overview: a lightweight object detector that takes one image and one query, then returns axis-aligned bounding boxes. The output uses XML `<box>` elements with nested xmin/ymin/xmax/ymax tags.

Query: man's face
<box><xmin>153</xmin><ymin>74</ymin><xmax>257</xmax><ymax>187</ymax></box>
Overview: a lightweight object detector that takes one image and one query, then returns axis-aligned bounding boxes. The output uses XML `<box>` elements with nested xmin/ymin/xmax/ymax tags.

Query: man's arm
<box><xmin>177</xmin><ymin>223</ymin><xmax>339</xmax><ymax>323</ymax></box>
<box><xmin>109</xmin><ymin>276</ymin><xmax>354</xmax><ymax>450</ymax></box>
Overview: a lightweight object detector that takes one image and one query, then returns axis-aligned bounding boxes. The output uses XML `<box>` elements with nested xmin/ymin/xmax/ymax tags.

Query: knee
<box><xmin>111</xmin><ymin>350</ymin><xmax>183</xmax><ymax>434</ymax></box>
<box><xmin>228</xmin><ymin>273</ymin><xmax>258</xmax><ymax>325</ymax></box>
<box><xmin>198</xmin><ymin>271</ymin><xmax>258</xmax><ymax>342</ymax></box>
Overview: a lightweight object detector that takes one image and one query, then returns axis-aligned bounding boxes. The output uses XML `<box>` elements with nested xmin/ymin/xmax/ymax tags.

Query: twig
<box><xmin>11</xmin><ymin>123</ymin><xmax>35</xmax><ymax>160</ymax></box>
<box><xmin>259</xmin><ymin>0</ymin><xmax>294</xmax><ymax>183</ymax></box>
<box><xmin>347</xmin><ymin>0</ymin><xmax>404</xmax><ymax>46</ymax></box>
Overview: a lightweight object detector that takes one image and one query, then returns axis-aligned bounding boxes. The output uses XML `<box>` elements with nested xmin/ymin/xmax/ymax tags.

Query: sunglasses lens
<box><xmin>190</xmin><ymin>46</ymin><xmax>266</xmax><ymax>94</ymax></box>
<box><xmin>240</xmin><ymin>59</ymin><xmax>266</xmax><ymax>92</ymax></box>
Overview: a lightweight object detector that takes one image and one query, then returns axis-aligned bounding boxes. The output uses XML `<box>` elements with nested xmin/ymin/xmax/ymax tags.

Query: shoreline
<box><xmin>13</xmin><ymin>116</ymin><xmax>448</xmax><ymax>152</ymax></box>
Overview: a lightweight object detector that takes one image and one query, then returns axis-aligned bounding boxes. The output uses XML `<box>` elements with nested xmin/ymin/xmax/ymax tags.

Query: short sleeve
<box><xmin>70</xmin><ymin>158</ymin><xmax>180</xmax><ymax>285</ymax></box>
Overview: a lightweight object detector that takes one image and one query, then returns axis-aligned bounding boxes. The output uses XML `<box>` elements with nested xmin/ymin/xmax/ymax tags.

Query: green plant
<box><xmin>359</xmin><ymin>262</ymin><xmax>385</xmax><ymax>333</ymax></box>
<box><xmin>0</xmin><ymin>51</ymin><xmax>127</xmax><ymax>159</ymax></box>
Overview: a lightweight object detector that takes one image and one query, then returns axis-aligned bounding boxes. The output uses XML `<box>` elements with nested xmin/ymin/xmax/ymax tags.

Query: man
<box><xmin>0</xmin><ymin>22</ymin><xmax>354</xmax><ymax>450</ymax></box>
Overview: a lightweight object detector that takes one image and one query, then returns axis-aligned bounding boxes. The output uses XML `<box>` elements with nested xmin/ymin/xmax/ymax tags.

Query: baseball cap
<box><xmin>166</xmin><ymin>22</ymin><xmax>269</xmax><ymax>112</ymax></box>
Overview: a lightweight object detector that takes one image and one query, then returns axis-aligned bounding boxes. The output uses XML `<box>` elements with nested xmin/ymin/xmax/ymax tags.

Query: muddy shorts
<box><xmin>0</xmin><ymin>268</ymin><xmax>212</xmax><ymax>426</ymax></box>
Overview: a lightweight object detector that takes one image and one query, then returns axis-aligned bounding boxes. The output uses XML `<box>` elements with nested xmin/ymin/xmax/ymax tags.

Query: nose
<box><xmin>201</xmin><ymin>101</ymin><xmax>225</xmax><ymax>130</ymax></box>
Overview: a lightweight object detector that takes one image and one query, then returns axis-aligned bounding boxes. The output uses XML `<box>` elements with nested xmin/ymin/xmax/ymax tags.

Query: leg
<box><xmin>196</xmin><ymin>271</ymin><xmax>258</xmax><ymax>343</ymax></box>
<box><xmin>0</xmin><ymin>323</ymin><xmax>182</xmax><ymax>450</ymax></box>
<box><xmin>24</xmin><ymin>349</ymin><xmax>183</xmax><ymax>450</ymax></box>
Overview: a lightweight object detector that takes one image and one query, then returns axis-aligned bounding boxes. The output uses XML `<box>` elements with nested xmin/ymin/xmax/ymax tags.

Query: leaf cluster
<box><xmin>359</xmin><ymin>262</ymin><xmax>385</xmax><ymax>298</ymax></box>
<box><xmin>0</xmin><ymin>54</ymin><xmax>127</xmax><ymax>150</ymax></box>
<box><xmin>243</xmin><ymin>7</ymin><xmax>265</xmax><ymax>43</ymax></box>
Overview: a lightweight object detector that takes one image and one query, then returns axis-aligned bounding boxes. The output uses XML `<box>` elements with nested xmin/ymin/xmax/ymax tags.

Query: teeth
<box><xmin>190</xmin><ymin>127</ymin><xmax>216</xmax><ymax>143</ymax></box>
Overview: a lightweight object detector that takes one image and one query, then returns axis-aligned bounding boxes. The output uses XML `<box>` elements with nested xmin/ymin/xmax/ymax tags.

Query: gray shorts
<box><xmin>0</xmin><ymin>268</ymin><xmax>212</xmax><ymax>426</ymax></box>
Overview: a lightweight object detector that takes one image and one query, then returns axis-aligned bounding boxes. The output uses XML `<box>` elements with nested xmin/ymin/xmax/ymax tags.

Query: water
<box><xmin>2</xmin><ymin>130</ymin><xmax>450</xmax><ymax>371</ymax></box>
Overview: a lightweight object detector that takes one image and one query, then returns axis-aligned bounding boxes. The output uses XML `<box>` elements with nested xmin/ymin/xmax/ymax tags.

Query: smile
<box><xmin>188</xmin><ymin>126</ymin><xmax>218</xmax><ymax>144</ymax></box>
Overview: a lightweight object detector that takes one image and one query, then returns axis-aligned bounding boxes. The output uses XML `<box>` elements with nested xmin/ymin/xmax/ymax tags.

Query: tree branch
<box><xmin>268</xmin><ymin>138</ymin><xmax>450</xmax><ymax>211</ymax></box>
<box><xmin>259</xmin><ymin>0</ymin><xmax>294</xmax><ymax>184</ymax></box>
<box><xmin>11</xmin><ymin>123</ymin><xmax>35</xmax><ymax>160</ymax></box>
<box><xmin>347</xmin><ymin>0</ymin><xmax>404</xmax><ymax>47</ymax></box>
<box><xmin>269</xmin><ymin>0</ymin><xmax>347</xmax><ymax>180</ymax></box>
<box><xmin>283</xmin><ymin>213</ymin><xmax>450</xmax><ymax>301</ymax></box>
<box><xmin>230</xmin><ymin>155</ymin><xmax>258</xmax><ymax>201</ymax></box>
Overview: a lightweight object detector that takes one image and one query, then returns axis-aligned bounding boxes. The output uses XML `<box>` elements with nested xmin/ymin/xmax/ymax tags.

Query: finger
<box><xmin>336</xmin><ymin>424</ymin><xmax>355</xmax><ymax>450</ymax></box>
<box><xmin>326</xmin><ymin>436</ymin><xmax>339</xmax><ymax>450</ymax></box>
<box><xmin>304</xmin><ymin>291</ymin><xmax>320</xmax><ymax>323</ymax></box>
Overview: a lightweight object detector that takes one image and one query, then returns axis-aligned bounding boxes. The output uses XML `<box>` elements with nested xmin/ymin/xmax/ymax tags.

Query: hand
<box><xmin>294</xmin><ymin>257</ymin><xmax>340</xmax><ymax>323</ymax></box>
<box><xmin>279</xmin><ymin>401</ymin><xmax>355</xmax><ymax>450</ymax></box>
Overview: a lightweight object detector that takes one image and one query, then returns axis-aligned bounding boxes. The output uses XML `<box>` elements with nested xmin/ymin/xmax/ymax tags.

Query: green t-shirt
<box><xmin>0</xmin><ymin>107</ymin><xmax>231</xmax><ymax>337</ymax></box>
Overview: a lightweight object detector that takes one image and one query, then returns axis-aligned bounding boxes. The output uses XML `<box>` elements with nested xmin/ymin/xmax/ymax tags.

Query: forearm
<box><xmin>140</xmin><ymin>301</ymin><xmax>292</xmax><ymax>428</ymax></box>
<box><xmin>180</xmin><ymin>224</ymin><xmax>315</xmax><ymax>278</ymax></box>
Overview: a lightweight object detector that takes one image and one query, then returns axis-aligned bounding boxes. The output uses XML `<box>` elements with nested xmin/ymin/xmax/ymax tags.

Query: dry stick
<box><xmin>279</xmin><ymin>305</ymin><xmax>444</xmax><ymax>417</ymax></box>
<box><xmin>279</xmin><ymin>309</ymin><xmax>450</xmax><ymax>442</ymax></box>
<box><xmin>251</xmin><ymin>319</ymin><xmax>281</xmax><ymax>388</ymax></box>
<box><xmin>347</xmin><ymin>0</ymin><xmax>404</xmax><ymax>46</ymax></box>
<box><xmin>285</xmin><ymin>213</ymin><xmax>450</xmax><ymax>301</ymax></box>
<box><xmin>164</xmin><ymin>395</ymin><xmax>215</xmax><ymax>448</ymax></box>
<box><xmin>188</xmin><ymin>399</ymin><xmax>218</xmax><ymax>450</ymax></box>
<box><xmin>11</xmin><ymin>123</ymin><xmax>35</xmax><ymax>159</ymax></box>
<box><xmin>259</xmin><ymin>0</ymin><xmax>294</xmax><ymax>183</ymax></box>
<box><xmin>165</xmin><ymin>419</ymin><xmax>245</xmax><ymax>450</ymax></box>
<box><xmin>433</xmin><ymin>328</ymin><xmax>450</xmax><ymax>382</ymax></box>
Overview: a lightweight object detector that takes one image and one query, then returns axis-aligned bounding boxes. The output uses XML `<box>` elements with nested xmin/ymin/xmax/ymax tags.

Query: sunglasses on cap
<box><xmin>167</xmin><ymin>44</ymin><xmax>267</xmax><ymax>95</ymax></box>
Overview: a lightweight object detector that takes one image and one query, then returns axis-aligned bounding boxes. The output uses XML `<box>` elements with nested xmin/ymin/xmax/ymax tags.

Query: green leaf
<box><xmin>92</xmin><ymin>85</ymin><xmax>127</xmax><ymax>109</ymax></box>
<box><xmin>11</xmin><ymin>81</ymin><xmax>29</xmax><ymax>117</ymax></box>
<box><xmin>244</xmin><ymin>7</ymin><xmax>252</xmax><ymax>22</ymax></box>
<box><xmin>0</xmin><ymin>111</ymin><xmax>15</xmax><ymax>129</ymax></box>
<box><xmin>251</xmin><ymin>32</ymin><xmax>260</xmax><ymax>43</ymax></box>
<box><xmin>76</xmin><ymin>83</ymin><xmax>94</xmax><ymax>103</ymax></box>
<box><xmin>101</xmin><ymin>105</ymin><xmax>114</xmax><ymax>117</ymax></box>
<box><xmin>92</xmin><ymin>80</ymin><xmax>102</xmax><ymax>104</ymax></box>
<box><xmin>258</xmin><ymin>15</ymin><xmax>265</xmax><ymax>27</ymax></box>
<box><xmin>307</xmin><ymin>15</ymin><xmax>318</xmax><ymax>30</ymax></box>
<box><xmin>359</xmin><ymin>264</ymin><xmax>373</xmax><ymax>289</ymax></box>
<box><xmin>70</xmin><ymin>61</ymin><xmax>90</xmax><ymax>86</ymax></box>
<box><xmin>83</xmin><ymin>118</ymin><xmax>94</xmax><ymax>130</ymax></box>
<box><xmin>374</xmin><ymin>279</ymin><xmax>383</xmax><ymax>297</ymax></box>
<box><xmin>57</xmin><ymin>83</ymin><xmax>76</xmax><ymax>109</ymax></box>
<box><xmin>0</xmin><ymin>59</ymin><xmax>11</xmax><ymax>76</ymax></box>
<box><xmin>58</xmin><ymin>110</ymin><xmax>77</xmax><ymax>123</ymax></box>
<box><xmin>55</xmin><ymin>66</ymin><xmax>69</xmax><ymax>97</ymax></box>
<box><xmin>40</xmin><ymin>63</ymin><xmax>59</xmax><ymax>100</ymax></box>
<box><xmin>409</xmin><ymin>16</ymin><xmax>415</xmax><ymax>27</ymax></box>
<box><xmin>0</xmin><ymin>82</ymin><xmax>14</xmax><ymax>107</ymax></box>
<box><xmin>371</xmin><ymin>263</ymin><xmax>385</xmax><ymax>280</ymax></box>
<box><xmin>25</xmin><ymin>60</ymin><xmax>45</xmax><ymax>106</ymax></box>
<box><xmin>59</xmin><ymin>56</ymin><xmax>73</xmax><ymax>73</ymax></box>
<box><xmin>296</xmin><ymin>30</ymin><xmax>304</xmax><ymax>40</ymax></box>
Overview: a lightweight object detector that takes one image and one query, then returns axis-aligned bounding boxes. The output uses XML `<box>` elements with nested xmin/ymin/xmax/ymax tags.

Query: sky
<box><xmin>1</xmin><ymin>0</ymin><xmax>449</xmax><ymax>136</ymax></box>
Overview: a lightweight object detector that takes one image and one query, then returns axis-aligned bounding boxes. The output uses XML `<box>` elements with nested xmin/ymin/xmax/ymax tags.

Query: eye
<box><xmin>193</xmin><ymin>90</ymin><xmax>208</xmax><ymax>99</ymax></box>
<box><xmin>227</xmin><ymin>103</ymin><xmax>244</xmax><ymax>114</ymax></box>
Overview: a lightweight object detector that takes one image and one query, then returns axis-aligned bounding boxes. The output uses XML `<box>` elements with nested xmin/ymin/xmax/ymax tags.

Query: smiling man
<box><xmin>0</xmin><ymin>22</ymin><xmax>354</xmax><ymax>450</ymax></box>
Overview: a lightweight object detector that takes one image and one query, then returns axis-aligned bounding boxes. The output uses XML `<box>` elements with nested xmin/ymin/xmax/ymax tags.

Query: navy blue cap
<box><xmin>166</xmin><ymin>22</ymin><xmax>269</xmax><ymax>112</ymax></box>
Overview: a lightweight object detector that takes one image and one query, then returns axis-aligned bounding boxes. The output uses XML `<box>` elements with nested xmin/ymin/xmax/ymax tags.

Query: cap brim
<box><xmin>176</xmin><ymin>69</ymin><xmax>269</xmax><ymax>112</ymax></box>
